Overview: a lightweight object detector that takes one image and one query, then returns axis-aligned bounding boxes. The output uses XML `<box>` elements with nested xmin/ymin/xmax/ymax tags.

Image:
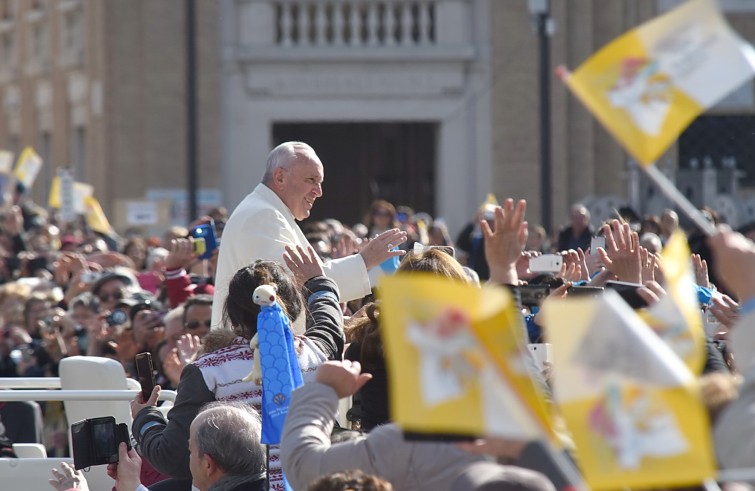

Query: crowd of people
<box><xmin>1</xmin><ymin>141</ymin><xmax>754</xmax><ymax>490</ymax></box>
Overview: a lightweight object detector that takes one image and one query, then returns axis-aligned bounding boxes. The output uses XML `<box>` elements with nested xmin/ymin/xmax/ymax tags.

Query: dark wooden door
<box><xmin>272</xmin><ymin>122</ymin><xmax>436</xmax><ymax>226</ymax></box>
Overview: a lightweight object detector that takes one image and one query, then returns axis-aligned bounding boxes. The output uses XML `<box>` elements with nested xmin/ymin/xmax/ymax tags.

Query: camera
<box><xmin>106</xmin><ymin>309</ymin><xmax>129</xmax><ymax>327</ymax></box>
<box><xmin>190</xmin><ymin>222</ymin><xmax>218</xmax><ymax>260</ymax></box>
<box><xmin>71</xmin><ymin>416</ymin><xmax>130</xmax><ymax>469</ymax></box>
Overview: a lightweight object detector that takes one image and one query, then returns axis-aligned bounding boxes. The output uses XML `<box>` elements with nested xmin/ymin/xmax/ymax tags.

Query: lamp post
<box><xmin>528</xmin><ymin>0</ymin><xmax>554</xmax><ymax>234</ymax></box>
<box><xmin>186</xmin><ymin>0</ymin><xmax>198</xmax><ymax>222</ymax></box>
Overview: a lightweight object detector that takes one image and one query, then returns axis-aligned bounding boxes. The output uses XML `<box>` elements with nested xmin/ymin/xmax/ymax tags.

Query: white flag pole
<box><xmin>641</xmin><ymin>164</ymin><xmax>717</xmax><ymax>237</ymax></box>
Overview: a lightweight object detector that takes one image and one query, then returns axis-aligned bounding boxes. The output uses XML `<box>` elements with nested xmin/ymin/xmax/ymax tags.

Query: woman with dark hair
<box><xmin>344</xmin><ymin>304</ymin><xmax>386</xmax><ymax>431</ymax></box>
<box><xmin>364</xmin><ymin>200</ymin><xmax>399</xmax><ymax>238</ymax></box>
<box><xmin>131</xmin><ymin>246</ymin><xmax>343</xmax><ymax>491</ymax></box>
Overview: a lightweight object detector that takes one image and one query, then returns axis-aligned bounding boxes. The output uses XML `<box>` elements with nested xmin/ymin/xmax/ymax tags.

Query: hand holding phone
<box><xmin>71</xmin><ymin>416</ymin><xmax>131</xmax><ymax>469</ymax></box>
<box><xmin>135</xmin><ymin>352</ymin><xmax>156</xmax><ymax>402</ymax></box>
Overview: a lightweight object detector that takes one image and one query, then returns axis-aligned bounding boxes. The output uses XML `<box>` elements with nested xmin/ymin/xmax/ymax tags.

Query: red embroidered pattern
<box><xmin>194</xmin><ymin>348</ymin><xmax>253</xmax><ymax>368</ymax></box>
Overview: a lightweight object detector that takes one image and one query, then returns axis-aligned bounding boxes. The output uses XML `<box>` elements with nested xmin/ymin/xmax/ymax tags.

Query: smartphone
<box><xmin>135</xmin><ymin>352</ymin><xmax>156</xmax><ymax>401</ymax></box>
<box><xmin>590</xmin><ymin>236</ymin><xmax>606</xmax><ymax>256</ymax></box>
<box><xmin>191</xmin><ymin>222</ymin><xmax>218</xmax><ymax>260</ymax></box>
<box><xmin>605</xmin><ymin>280</ymin><xmax>649</xmax><ymax>309</ymax></box>
<box><xmin>529</xmin><ymin>254</ymin><xmax>563</xmax><ymax>274</ymax></box>
<box><xmin>519</xmin><ymin>284</ymin><xmax>551</xmax><ymax>307</ymax></box>
<box><xmin>527</xmin><ymin>343</ymin><xmax>551</xmax><ymax>372</ymax></box>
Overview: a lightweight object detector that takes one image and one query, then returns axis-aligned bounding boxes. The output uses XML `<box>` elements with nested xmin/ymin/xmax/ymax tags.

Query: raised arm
<box><xmin>284</xmin><ymin>245</ymin><xmax>345</xmax><ymax>359</ymax></box>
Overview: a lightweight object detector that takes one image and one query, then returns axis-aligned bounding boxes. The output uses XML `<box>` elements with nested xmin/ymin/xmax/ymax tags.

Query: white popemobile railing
<box><xmin>0</xmin><ymin>356</ymin><xmax>176</xmax><ymax>491</ymax></box>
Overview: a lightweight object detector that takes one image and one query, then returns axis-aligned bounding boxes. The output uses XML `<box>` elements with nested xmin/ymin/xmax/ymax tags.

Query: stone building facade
<box><xmin>2</xmin><ymin>0</ymin><xmax>755</xmax><ymax>235</ymax></box>
<box><xmin>0</xmin><ymin>0</ymin><xmax>220</xmax><ymax>230</ymax></box>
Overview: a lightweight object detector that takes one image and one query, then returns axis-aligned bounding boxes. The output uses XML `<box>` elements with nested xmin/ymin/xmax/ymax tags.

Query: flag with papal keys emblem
<box><xmin>13</xmin><ymin>147</ymin><xmax>43</xmax><ymax>189</ymax></box>
<box><xmin>560</xmin><ymin>0</ymin><xmax>755</xmax><ymax>165</ymax></box>
<box><xmin>639</xmin><ymin>231</ymin><xmax>706</xmax><ymax>374</ymax></box>
<box><xmin>378</xmin><ymin>273</ymin><xmax>555</xmax><ymax>441</ymax></box>
<box><xmin>540</xmin><ymin>291</ymin><xmax>715</xmax><ymax>490</ymax></box>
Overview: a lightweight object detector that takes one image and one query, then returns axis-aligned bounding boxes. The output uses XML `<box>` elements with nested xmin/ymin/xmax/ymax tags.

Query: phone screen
<box><xmin>590</xmin><ymin>236</ymin><xmax>606</xmax><ymax>256</ymax></box>
<box><xmin>135</xmin><ymin>352</ymin><xmax>155</xmax><ymax>401</ymax></box>
<box><xmin>92</xmin><ymin>420</ymin><xmax>117</xmax><ymax>462</ymax></box>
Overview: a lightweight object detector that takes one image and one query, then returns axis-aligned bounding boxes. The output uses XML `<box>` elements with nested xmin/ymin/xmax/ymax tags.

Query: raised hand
<box><xmin>640</xmin><ymin>247</ymin><xmax>656</xmax><ymax>284</ymax></box>
<box><xmin>358</xmin><ymin>229</ymin><xmax>407</xmax><ymax>270</ymax></box>
<box><xmin>162</xmin><ymin>350</ymin><xmax>184</xmax><ymax>387</ymax></box>
<box><xmin>283</xmin><ymin>244</ymin><xmax>325</xmax><ymax>284</ymax></box>
<box><xmin>692</xmin><ymin>253</ymin><xmax>710</xmax><ymax>289</ymax></box>
<box><xmin>49</xmin><ymin>462</ymin><xmax>88</xmax><ymax>491</ymax></box>
<box><xmin>709</xmin><ymin>294</ymin><xmax>739</xmax><ymax>330</ymax></box>
<box><xmin>176</xmin><ymin>333</ymin><xmax>201</xmax><ymax>365</ymax></box>
<box><xmin>558</xmin><ymin>259</ymin><xmax>582</xmax><ymax>283</ymax></box>
<box><xmin>576</xmin><ymin>248</ymin><xmax>591</xmax><ymax>279</ymax></box>
<box><xmin>599</xmin><ymin>220</ymin><xmax>642</xmax><ymax>283</ymax></box>
<box><xmin>482</xmin><ymin>198</ymin><xmax>527</xmax><ymax>285</ymax></box>
<box><xmin>561</xmin><ymin>250</ymin><xmax>587</xmax><ymax>282</ymax></box>
<box><xmin>165</xmin><ymin>238</ymin><xmax>196</xmax><ymax>271</ymax></box>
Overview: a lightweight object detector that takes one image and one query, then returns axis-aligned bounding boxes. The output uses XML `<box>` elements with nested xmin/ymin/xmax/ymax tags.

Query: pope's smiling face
<box><xmin>274</xmin><ymin>155</ymin><xmax>324</xmax><ymax>221</ymax></box>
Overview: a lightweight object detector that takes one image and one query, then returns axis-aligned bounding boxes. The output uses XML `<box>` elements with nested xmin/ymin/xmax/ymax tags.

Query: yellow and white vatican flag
<box><xmin>540</xmin><ymin>291</ymin><xmax>715</xmax><ymax>490</ymax></box>
<box><xmin>378</xmin><ymin>273</ymin><xmax>554</xmax><ymax>441</ymax></box>
<box><xmin>639</xmin><ymin>231</ymin><xmax>706</xmax><ymax>374</ymax></box>
<box><xmin>48</xmin><ymin>176</ymin><xmax>94</xmax><ymax>213</ymax></box>
<box><xmin>13</xmin><ymin>147</ymin><xmax>43</xmax><ymax>189</ymax></box>
<box><xmin>85</xmin><ymin>196</ymin><xmax>112</xmax><ymax>234</ymax></box>
<box><xmin>560</xmin><ymin>0</ymin><xmax>755</xmax><ymax>165</ymax></box>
